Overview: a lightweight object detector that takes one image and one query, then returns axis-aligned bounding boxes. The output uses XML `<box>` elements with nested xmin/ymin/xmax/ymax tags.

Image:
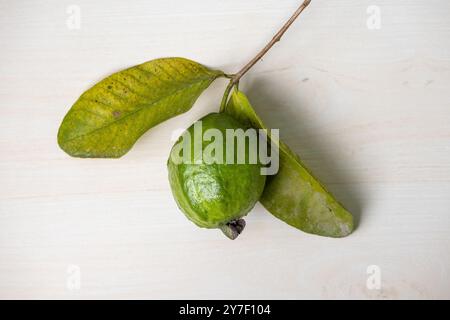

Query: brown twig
<box><xmin>232</xmin><ymin>0</ymin><xmax>311</xmax><ymax>84</ymax></box>
<box><xmin>220</xmin><ymin>0</ymin><xmax>312</xmax><ymax>111</ymax></box>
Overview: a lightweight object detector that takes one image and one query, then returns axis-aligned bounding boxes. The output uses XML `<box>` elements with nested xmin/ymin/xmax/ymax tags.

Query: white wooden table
<box><xmin>1</xmin><ymin>0</ymin><xmax>449</xmax><ymax>299</ymax></box>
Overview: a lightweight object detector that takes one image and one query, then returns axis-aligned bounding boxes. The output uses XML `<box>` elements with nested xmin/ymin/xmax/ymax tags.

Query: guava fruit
<box><xmin>167</xmin><ymin>113</ymin><xmax>266</xmax><ymax>239</ymax></box>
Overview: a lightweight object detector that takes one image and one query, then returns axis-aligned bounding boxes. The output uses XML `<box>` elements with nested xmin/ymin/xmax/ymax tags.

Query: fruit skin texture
<box><xmin>167</xmin><ymin>113</ymin><xmax>266</xmax><ymax>229</ymax></box>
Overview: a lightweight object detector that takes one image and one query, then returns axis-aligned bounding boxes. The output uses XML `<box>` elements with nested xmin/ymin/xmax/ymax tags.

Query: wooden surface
<box><xmin>1</xmin><ymin>0</ymin><xmax>449</xmax><ymax>299</ymax></box>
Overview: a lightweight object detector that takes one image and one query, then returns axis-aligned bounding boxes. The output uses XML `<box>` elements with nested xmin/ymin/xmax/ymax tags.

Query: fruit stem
<box><xmin>220</xmin><ymin>81</ymin><xmax>235</xmax><ymax>112</ymax></box>
<box><xmin>219</xmin><ymin>0</ymin><xmax>311</xmax><ymax>112</ymax></box>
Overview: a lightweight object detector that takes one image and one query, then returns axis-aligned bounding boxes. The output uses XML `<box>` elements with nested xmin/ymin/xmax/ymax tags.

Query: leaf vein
<box><xmin>62</xmin><ymin>79</ymin><xmax>213</xmax><ymax>144</ymax></box>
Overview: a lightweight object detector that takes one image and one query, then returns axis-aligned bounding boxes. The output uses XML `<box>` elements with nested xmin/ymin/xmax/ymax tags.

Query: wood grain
<box><xmin>0</xmin><ymin>0</ymin><xmax>449</xmax><ymax>299</ymax></box>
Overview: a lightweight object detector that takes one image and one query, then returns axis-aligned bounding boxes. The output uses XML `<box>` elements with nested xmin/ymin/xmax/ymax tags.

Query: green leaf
<box><xmin>224</xmin><ymin>89</ymin><xmax>354</xmax><ymax>238</ymax></box>
<box><xmin>58</xmin><ymin>57</ymin><xmax>224</xmax><ymax>158</ymax></box>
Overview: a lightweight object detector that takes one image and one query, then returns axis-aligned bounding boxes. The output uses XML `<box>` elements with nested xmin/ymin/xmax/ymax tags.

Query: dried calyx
<box><xmin>219</xmin><ymin>219</ymin><xmax>247</xmax><ymax>240</ymax></box>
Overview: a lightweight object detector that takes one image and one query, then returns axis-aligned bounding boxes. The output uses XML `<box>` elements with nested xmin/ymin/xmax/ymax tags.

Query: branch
<box><xmin>220</xmin><ymin>0</ymin><xmax>312</xmax><ymax>112</ymax></box>
<box><xmin>231</xmin><ymin>0</ymin><xmax>312</xmax><ymax>84</ymax></box>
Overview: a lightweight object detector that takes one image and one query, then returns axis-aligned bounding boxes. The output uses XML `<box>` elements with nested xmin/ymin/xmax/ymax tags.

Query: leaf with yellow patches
<box><xmin>58</xmin><ymin>58</ymin><xmax>224</xmax><ymax>158</ymax></box>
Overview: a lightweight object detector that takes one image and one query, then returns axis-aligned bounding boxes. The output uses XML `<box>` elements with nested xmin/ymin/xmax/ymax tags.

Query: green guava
<box><xmin>167</xmin><ymin>113</ymin><xmax>266</xmax><ymax>239</ymax></box>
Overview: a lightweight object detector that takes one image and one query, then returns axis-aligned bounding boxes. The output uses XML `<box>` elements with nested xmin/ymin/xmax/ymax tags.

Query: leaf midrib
<box><xmin>61</xmin><ymin>75</ymin><xmax>218</xmax><ymax>144</ymax></box>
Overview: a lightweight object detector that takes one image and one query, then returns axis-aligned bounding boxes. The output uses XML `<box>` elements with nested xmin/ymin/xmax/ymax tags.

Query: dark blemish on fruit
<box><xmin>107</xmin><ymin>85</ymin><xmax>112</xmax><ymax>89</ymax></box>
